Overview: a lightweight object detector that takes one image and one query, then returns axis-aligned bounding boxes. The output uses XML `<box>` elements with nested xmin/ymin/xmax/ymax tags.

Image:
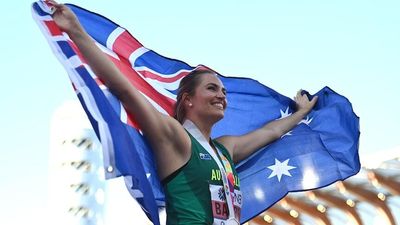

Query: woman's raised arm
<box><xmin>217</xmin><ymin>90</ymin><xmax>318</xmax><ymax>163</ymax></box>
<box><xmin>50</xmin><ymin>1</ymin><xmax>190</xmax><ymax>178</ymax></box>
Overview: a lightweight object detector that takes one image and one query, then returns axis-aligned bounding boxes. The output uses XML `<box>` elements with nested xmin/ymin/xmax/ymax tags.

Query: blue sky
<box><xmin>1</xmin><ymin>1</ymin><xmax>399</xmax><ymax>224</ymax></box>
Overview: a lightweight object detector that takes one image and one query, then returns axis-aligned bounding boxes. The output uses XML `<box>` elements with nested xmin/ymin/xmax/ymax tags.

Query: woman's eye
<box><xmin>208</xmin><ymin>86</ymin><xmax>216</xmax><ymax>91</ymax></box>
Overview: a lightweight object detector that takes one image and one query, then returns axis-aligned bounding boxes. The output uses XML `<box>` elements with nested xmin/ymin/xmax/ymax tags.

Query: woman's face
<box><xmin>188</xmin><ymin>73</ymin><xmax>227</xmax><ymax>122</ymax></box>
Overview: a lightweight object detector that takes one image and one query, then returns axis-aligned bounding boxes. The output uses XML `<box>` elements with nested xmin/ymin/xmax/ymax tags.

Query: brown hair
<box><xmin>174</xmin><ymin>69</ymin><xmax>214</xmax><ymax>123</ymax></box>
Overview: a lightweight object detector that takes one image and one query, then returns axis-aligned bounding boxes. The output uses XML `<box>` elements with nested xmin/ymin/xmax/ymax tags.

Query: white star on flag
<box><xmin>278</xmin><ymin>107</ymin><xmax>314</xmax><ymax>138</ymax></box>
<box><xmin>299</xmin><ymin>116</ymin><xmax>313</xmax><ymax>126</ymax></box>
<box><xmin>268</xmin><ymin>158</ymin><xmax>296</xmax><ymax>182</ymax></box>
<box><xmin>279</xmin><ymin>107</ymin><xmax>292</xmax><ymax>119</ymax></box>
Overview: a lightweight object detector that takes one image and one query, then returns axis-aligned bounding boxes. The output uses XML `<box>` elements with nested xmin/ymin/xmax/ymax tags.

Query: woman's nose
<box><xmin>216</xmin><ymin>91</ymin><xmax>226</xmax><ymax>99</ymax></box>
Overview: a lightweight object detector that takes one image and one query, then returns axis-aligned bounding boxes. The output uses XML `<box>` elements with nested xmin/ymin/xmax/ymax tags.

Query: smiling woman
<box><xmin>2</xmin><ymin>0</ymin><xmax>398</xmax><ymax>224</ymax></box>
<box><xmin>173</xmin><ymin>69</ymin><xmax>222</xmax><ymax>124</ymax></box>
<box><xmin>42</xmin><ymin>1</ymin><xmax>318</xmax><ymax>224</ymax></box>
<box><xmin>178</xmin><ymin>70</ymin><xmax>228</xmax><ymax>126</ymax></box>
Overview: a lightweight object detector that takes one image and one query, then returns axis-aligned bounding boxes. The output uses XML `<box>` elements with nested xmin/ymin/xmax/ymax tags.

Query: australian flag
<box><xmin>32</xmin><ymin>1</ymin><xmax>360</xmax><ymax>224</ymax></box>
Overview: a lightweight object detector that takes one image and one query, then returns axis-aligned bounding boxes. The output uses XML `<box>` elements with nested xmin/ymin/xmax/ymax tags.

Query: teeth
<box><xmin>213</xmin><ymin>103</ymin><xmax>224</xmax><ymax>109</ymax></box>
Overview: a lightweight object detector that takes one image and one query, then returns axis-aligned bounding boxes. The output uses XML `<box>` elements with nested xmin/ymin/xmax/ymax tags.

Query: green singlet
<box><xmin>162</xmin><ymin>132</ymin><xmax>241</xmax><ymax>225</ymax></box>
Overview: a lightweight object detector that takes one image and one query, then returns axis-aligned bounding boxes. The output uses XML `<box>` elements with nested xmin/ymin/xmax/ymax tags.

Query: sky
<box><xmin>1</xmin><ymin>0</ymin><xmax>399</xmax><ymax>224</ymax></box>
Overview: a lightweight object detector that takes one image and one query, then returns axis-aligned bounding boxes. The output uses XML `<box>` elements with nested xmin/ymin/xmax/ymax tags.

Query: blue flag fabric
<box><xmin>32</xmin><ymin>1</ymin><xmax>360</xmax><ymax>224</ymax></box>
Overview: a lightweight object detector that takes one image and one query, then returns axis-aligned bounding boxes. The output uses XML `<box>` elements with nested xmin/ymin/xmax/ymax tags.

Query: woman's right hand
<box><xmin>45</xmin><ymin>0</ymin><xmax>191</xmax><ymax>180</ymax></box>
<box><xmin>47</xmin><ymin>0</ymin><xmax>82</xmax><ymax>35</ymax></box>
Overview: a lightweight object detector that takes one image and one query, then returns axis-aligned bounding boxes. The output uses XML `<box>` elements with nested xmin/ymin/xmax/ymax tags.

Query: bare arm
<box><xmin>217</xmin><ymin>90</ymin><xmax>318</xmax><ymax>163</ymax></box>
<box><xmin>50</xmin><ymin>1</ymin><xmax>190</xmax><ymax>178</ymax></box>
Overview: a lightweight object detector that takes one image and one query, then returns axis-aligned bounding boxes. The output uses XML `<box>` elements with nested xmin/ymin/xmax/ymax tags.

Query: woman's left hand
<box><xmin>294</xmin><ymin>90</ymin><xmax>318</xmax><ymax>114</ymax></box>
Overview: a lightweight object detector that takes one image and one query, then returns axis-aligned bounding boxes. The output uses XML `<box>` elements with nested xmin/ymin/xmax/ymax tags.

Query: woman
<box><xmin>49</xmin><ymin>1</ymin><xmax>317</xmax><ymax>224</ymax></box>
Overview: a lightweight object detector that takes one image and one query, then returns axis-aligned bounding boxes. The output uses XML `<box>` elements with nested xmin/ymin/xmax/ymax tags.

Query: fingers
<box><xmin>294</xmin><ymin>89</ymin><xmax>318</xmax><ymax>103</ymax></box>
<box><xmin>294</xmin><ymin>89</ymin><xmax>304</xmax><ymax>101</ymax></box>
<box><xmin>311</xmin><ymin>96</ymin><xmax>318</xmax><ymax>104</ymax></box>
<box><xmin>45</xmin><ymin>0</ymin><xmax>60</xmax><ymax>6</ymax></box>
<box><xmin>293</xmin><ymin>89</ymin><xmax>318</xmax><ymax>115</ymax></box>
<box><xmin>296</xmin><ymin>89</ymin><xmax>302</xmax><ymax>98</ymax></box>
<box><xmin>45</xmin><ymin>0</ymin><xmax>63</xmax><ymax>12</ymax></box>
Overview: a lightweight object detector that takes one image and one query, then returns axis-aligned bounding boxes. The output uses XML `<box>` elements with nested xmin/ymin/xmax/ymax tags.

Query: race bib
<box><xmin>209</xmin><ymin>184</ymin><xmax>242</xmax><ymax>225</ymax></box>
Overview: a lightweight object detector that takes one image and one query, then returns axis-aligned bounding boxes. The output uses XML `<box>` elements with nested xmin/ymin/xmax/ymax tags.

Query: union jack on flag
<box><xmin>32</xmin><ymin>1</ymin><xmax>360</xmax><ymax>225</ymax></box>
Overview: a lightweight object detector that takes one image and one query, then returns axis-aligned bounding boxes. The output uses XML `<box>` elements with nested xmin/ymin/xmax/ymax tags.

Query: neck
<box><xmin>185</xmin><ymin>117</ymin><xmax>213</xmax><ymax>140</ymax></box>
